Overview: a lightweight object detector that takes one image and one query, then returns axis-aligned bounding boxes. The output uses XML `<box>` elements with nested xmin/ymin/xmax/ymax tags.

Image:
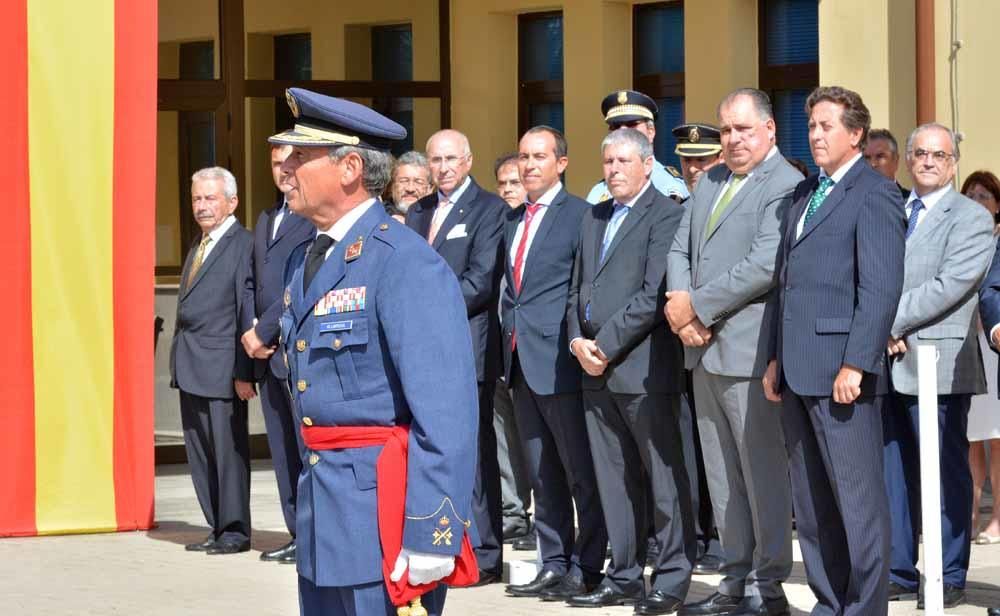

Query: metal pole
<box><xmin>917</xmin><ymin>344</ymin><xmax>944</xmax><ymax>615</ymax></box>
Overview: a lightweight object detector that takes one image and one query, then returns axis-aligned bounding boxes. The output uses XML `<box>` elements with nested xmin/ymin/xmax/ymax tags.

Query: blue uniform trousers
<box><xmin>299</xmin><ymin>577</ymin><xmax>447</xmax><ymax>616</ymax></box>
<box><xmin>882</xmin><ymin>392</ymin><xmax>972</xmax><ymax>591</ymax></box>
<box><xmin>259</xmin><ymin>368</ymin><xmax>305</xmax><ymax>537</ymax></box>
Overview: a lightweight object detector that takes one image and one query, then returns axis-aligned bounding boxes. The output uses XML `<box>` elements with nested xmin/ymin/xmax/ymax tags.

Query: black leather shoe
<box><xmin>887</xmin><ymin>581</ymin><xmax>917</xmax><ymax>601</ymax></box>
<box><xmin>635</xmin><ymin>590</ymin><xmax>684</xmax><ymax>614</ymax></box>
<box><xmin>512</xmin><ymin>534</ymin><xmax>537</xmax><ymax>551</ymax></box>
<box><xmin>565</xmin><ymin>584</ymin><xmax>642</xmax><ymax>608</ymax></box>
<box><xmin>693</xmin><ymin>553</ymin><xmax>723</xmax><ymax>575</ymax></box>
<box><xmin>470</xmin><ymin>569</ymin><xmax>501</xmax><ymax>587</ymax></box>
<box><xmin>539</xmin><ymin>575</ymin><xmax>587</xmax><ymax>601</ymax></box>
<box><xmin>503</xmin><ymin>518</ymin><xmax>531</xmax><ymax>542</ymax></box>
<box><xmin>917</xmin><ymin>584</ymin><xmax>965</xmax><ymax>609</ymax></box>
<box><xmin>505</xmin><ymin>569</ymin><xmax>562</xmax><ymax>597</ymax></box>
<box><xmin>729</xmin><ymin>596</ymin><xmax>790</xmax><ymax>616</ymax></box>
<box><xmin>206</xmin><ymin>539</ymin><xmax>251</xmax><ymax>555</ymax></box>
<box><xmin>987</xmin><ymin>608</ymin><xmax>1000</xmax><ymax>616</ymax></box>
<box><xmin>260</xmin><ymin>540</ymin><xmax>295</xmax><ymax>562</ymax></box>
<box><xmin>679</xmin><ymin>592</ymin><xmax>744</xmax><ymax>615</ymax></box>
<box><xmin>184</xmin><ymin>534</ymin><xmax>217</xmax><ymax>552</ymax></box>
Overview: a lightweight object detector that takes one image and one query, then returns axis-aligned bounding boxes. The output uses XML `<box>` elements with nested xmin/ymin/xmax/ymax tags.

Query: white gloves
<box><xmin>389</xmin><ymin>548</ymin><xmax>455</xmax><ymax>585</ymax></box>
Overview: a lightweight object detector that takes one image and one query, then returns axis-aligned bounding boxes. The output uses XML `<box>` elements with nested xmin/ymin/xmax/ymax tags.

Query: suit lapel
<box><xmin>270</xmin><ymin>208</ymin><xmax>307</xmax><ymax>249</ymax></box>
<box><xmin>795</xmin><ymin>161</ymin><xmax>868</xmax><ymax>246</ymax></box>
<box><xmin>592</xmin><ymin>202</ymin><xmax>612</xmax><ymax>272</ymax></box>
<box><xmin>431</xmin><ymin>180</ymin><xmax>478</xmax><ymax>251</ymax></box>
<box><xmin>703</xmin><ymin>159</ymin><xmax>775</xmax><ymax>244</ymax></box>
<box><xmin>516</xmin><ymin>188</ymin><xmax>566</xmax><ymax>296</ymax></box>
<box><xmin>906</xmin><ymin>190</ymin><xmax>953</xmax><ymax>247</ymax></box>
<box><xmin>182</xmin><ymin>223</ymin><xmax>238</xmax><ymax>300</ymax></box>
<box><xmin>694</xmin><ymin>171</ymin><xmax>730</xmax><ymax>257</ymax></box>
<box><xmin>596</xmin><ymin>189</ymin><xmax>654</xmax><ymax>277</ymax></box>
<box><xmin>503</xmin><ymin>204</ymin><xmax>524</xmax><ymax>293</ymax></box>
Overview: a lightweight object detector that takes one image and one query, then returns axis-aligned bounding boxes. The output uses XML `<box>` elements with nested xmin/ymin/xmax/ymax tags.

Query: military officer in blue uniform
<box><xmin>271</xmin><ymin>88</ymin><xmax>480</xmax><ymax>616</ymax></box>
<box><xmin>586</xmin><ymin>90</ymin><xmax>689</xmax><ymax>204</ymax></box>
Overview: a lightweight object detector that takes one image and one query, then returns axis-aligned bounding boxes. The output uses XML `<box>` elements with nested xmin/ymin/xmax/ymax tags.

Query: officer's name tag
<box><xmin>318</xmin><ymin>320</ymin><xmax>352</xmax><ymax>333</ymax></box>
<box><xmin>445</xmin><ymin>224</ymin><xmax>467</xmax><ymax>240</ymax></box>
<box><xmin>314</xmin><ymin>286</ymin><xmax>366</xmax><ymax>316</ymax></box>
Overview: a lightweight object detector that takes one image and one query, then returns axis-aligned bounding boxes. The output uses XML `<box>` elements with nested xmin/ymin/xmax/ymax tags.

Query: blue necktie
<box><xmin>600</xmin><ymin>203</ymin><xmax>629</xmax><ymax>262</ymax></box>
<box><xmin>905</xmin><ymin>199</ymin><xmax>924</xmax><ymax>239</ymax></box>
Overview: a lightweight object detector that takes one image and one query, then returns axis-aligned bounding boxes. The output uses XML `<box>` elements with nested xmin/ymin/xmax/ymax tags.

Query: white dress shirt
<box><xmin>316</xmin><ymin>198</ymin><xmax>377</xmax><ymax>258</ymax></box>
<box><xmin>709</xmin><ymin>146</ymin><xmax>780</xmax><ymax>216</ymax></box>
<box><xmin>795</xmin><ymin>152</ymin><xmax>863</xmax><ymax>238</ymax></box>
<box><xmin>904</xmin><ymin>184</ymin><xmax>952</xmax><ymax>230</ymax></box>
<box><xmin>201</xmin><ymin>214</ymin><xmax>237</xmax><ymax>261</ymax></box>
<box><xmin>509</xmin><ymin>181</ymin><xmax>563</xmax><ymax>268</ymax></box>
<box><xmin>271</xmin><ymin>198</ymin><xmax>288</xmax><ymax>240</ymax></box>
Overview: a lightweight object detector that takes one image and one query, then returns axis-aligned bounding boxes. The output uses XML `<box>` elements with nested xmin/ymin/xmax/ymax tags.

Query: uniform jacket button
<box><xmin>297</xmin><ymin>380</ymin><xmax>307</xmax><ymax>392</ymax></box>
<box><xmin>333</xmin><ymin>338</ymin><xmax>342</xmax><ymax>350</ymax></box>
<box><xmin>309</xmin><ymin>453</ymin><xmax>320</xmax><ymax>465</ymax></box>
<box><xmin>296</xmin><ymin>339</ymin><xmax>307</xmax><ymax>352</ymax></box>
<box><xmin>302</xmin><ymin>416</ymin><xmax>313</xmax><ymax>426</ymax></box>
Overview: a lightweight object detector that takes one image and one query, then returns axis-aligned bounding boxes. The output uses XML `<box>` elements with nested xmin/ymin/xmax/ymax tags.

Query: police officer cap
<box><xmin>602</xmin><ymin>90</ymin><xmax>658</xmax><ymax>125</ymax></box>
<box><xmin>269</xmin><ymin>87</ymin><xmax>407</xmax><ymax>151</ymax></box>
<box><xmin>673</xmin><ymin>122</ymin><xmax>722</xmax><ymax>157</ymax></box>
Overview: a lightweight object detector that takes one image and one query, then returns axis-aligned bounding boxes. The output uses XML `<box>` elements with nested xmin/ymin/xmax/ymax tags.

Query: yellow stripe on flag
<box><xmin>28</xmin><ymin>0</ymin><xmax>117</xmax><ymax>533</ymax></box>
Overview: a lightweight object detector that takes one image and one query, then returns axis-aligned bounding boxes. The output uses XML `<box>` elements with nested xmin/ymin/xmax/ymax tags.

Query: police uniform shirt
<box><xmin>586</xmin><ymin>160</ymin><xmax>688</xmax><ymax>204</ymax></box>
<box><xmin>201</xmin><ymin>214</ymin><xmax>237</xmax><ymax>260</ymax></box>
<box><xmin>509</xmin><ymin>180</ymin><xmax>563</xmax><ymax>267</ymax></box>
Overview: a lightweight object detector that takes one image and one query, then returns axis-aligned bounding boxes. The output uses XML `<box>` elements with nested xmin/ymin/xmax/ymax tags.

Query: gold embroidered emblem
<box><xmin>432</xmin><ymin>527</ymin><xmax>453</xmax><ymax>546</ymax></box>
<box><xmin>689</xmin><ymin>126</ymin><xmax>701</xmax><ymax>143</ymax></box>
<box><xmin>285</xmin><ymin>89</ymin><xmax>300</xmax><ymax>118</ymax></box>
<box><xmin>617</xmin><ymin>90</ymin><xmax>628</xmax><ymax>105</ymax></box>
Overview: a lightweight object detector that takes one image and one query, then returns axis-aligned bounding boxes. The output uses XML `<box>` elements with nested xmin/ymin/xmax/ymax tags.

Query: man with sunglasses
<box><xmin>586</xmin><ymin>90</ymin><xmax>688</xmax><ymax>205</ymax></box>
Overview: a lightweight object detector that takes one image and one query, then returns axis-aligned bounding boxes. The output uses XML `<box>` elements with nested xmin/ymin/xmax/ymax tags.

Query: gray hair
<box><xmin>396</xmin><ymin>150</ymin><xmax>430</xmax><ymax>171</ymax></box>
<box><xmin>600</xmin><ymin>127</ymin><xmax>653</xmax><ymax>161</ymax></box>
<box><xmin>329</xmin><ymin>146</ymin><xmax>393</xmax><ymax>196</ymax></box>
<box><xmin>191</xmin><ymin>167</ymin><xmax>238</xmax><ymax>200</ymax></box>
<box><xmin>868</xmin><ymin>128</ymin><xmax>899</xmax><ymax>155</ymax></box>
<box><xmin>906</xmin><ymin>122</ymin><xmax>961</xmax><ymax>162</ymax></box>
<box><xmin>717</xmin><ymin>88</ymin><xmax>774</xmax><ymax>122</ymax></box>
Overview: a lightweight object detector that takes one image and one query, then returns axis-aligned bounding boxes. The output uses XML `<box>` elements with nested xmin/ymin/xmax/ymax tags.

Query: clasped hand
<box><xmin>664</xmin><ymin>291</ymin><xmax>711</xmax><ymax>347</ymax></box>
<box><xmin>572</xmin><ymin>339</ymin><xmax>608</xmax><ymax>376</ymax></box>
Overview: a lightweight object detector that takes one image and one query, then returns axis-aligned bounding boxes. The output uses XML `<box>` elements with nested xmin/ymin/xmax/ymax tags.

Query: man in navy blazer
<box><xmin>405</xmin><ymin>129</ymin><xmax>508</xmax><ymax>584</ymax></box>
<box><xmin>239</xmin><ymin>144</ymin><xmax>316</xmax><ymax>563</ymax></box>
<box><xmin>763</xmin><ymin>86</ymin><xmax>905</xmax><ymax>616</ymax></box>
<box><xmin>502</xmin><ymin>126</ymin><xmax>608</xmax><ymax>601</ymax></box>
<box><xmin>170</xmin><ymin>167</ymin><xmax>256</xmax><ymax>555</ymax></box>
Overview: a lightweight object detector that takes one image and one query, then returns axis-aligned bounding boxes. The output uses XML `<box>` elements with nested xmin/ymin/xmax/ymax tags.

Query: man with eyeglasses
<box><xmin>883</xmin><ymin>123</ymin><xmax>996</xmax><ymax>610</ymax></box>
<box><xmin>863</xmin><ymin>128</ymin><xmax>910</xmax><ymax>200</ymax></box>
<box><xmin>586</xmin><ymin>90</ymin><xmax>689</xmax><ymax>204</ymax></box>
<box><xmin>405</xmin><ymin>129</ymin><xmax>509</xmax><ymax>586</ymax></box>
<box><xmin>388</xmin><ymin>151</ymin><xmax>433</xmax><ymax>220</ymax></box>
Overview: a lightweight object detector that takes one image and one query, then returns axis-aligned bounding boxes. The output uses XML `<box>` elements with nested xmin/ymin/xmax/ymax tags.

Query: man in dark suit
<box><xmin>864</xmin><ymin>128</ymin><xmax>910</xmax><ymax>200</ymax></box>
<box><xmin>405</xmin><ymin>129</ymin><xmax>508</xmax><ymax>585</ymax></box>
<box><xmin>763</xmin><ymin>86</ymin><xmax>906</xmax><ymax>616</ymax></box>
<box><xmin>502</xmin><ymin>126</ymin><xmax>608</xmax><ymax>601</ymax></box>
<box><xmin>565</xmin><ymin>127</ymin><xmax>692</xmax><ymax>613</ymax></box>
<box><xmin>239</xmin><ymin>144</ymin><xmax>316</xmax><ymax>564</ymax></box>
<box><xmin>170</xmin><ymin>166</ymin><xmax>256</xmax><ymax>555</ymax></box>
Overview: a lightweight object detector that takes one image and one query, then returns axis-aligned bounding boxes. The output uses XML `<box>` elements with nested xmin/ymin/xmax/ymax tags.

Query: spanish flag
<box><xmin>0</xmin><ymin>0</ymin><xmax>156</xmax><ymax>535</ymax></box>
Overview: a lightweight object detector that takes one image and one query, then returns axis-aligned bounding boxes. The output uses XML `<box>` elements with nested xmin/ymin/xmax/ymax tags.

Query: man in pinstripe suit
<box><xmin>762</xmin><ymin>86</ymin><xmax>905</xmax><ymax>616</ymax></box>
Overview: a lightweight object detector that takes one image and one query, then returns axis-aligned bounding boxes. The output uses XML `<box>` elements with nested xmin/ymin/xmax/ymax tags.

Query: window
<box><xmin>372</xmin><ymin>25</ymin><xmax>415</xmax><ymax>155</ymax></box>
<box><xmin>759</xmin><ymin>0</ymin><xmax>819</xmax><ymax>172</ymax></box>
<box><xmin>634</xmin><ymin>1</ymin><xmax>685</xmax><ymax>169</ymax></box>
<box><xmin>518</xmin><ymin>12</ymin><xmax>564</xmax><ymax>136</ymax></box>
<box><xmin>274</xmin><ymin>33</ymin><xmax>312</xmax><ymax>135</ymax></box>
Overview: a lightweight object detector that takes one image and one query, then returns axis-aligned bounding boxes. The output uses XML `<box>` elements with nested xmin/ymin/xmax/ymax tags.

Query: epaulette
<box><xmin>665</xmin><ymin>165</ymin><xmax>682</xmax><ymax>179</ymax></box>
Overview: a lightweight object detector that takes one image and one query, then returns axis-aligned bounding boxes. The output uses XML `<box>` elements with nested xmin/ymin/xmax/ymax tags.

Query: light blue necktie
<box><xmin>600</xmin><ymin>202</ymin><xmax>630</xmax><ymax>262</ymax></box>
<box><xmin>905</xmin><ymin>199</ymin><xmax>924</xmax><ymax>239</ymax></box>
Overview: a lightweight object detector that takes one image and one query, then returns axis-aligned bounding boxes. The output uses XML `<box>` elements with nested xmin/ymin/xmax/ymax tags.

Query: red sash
<box><xmin>301</xmin><ymin>425</ymin><xmax>479</xmax><ymax>606</ymax></box>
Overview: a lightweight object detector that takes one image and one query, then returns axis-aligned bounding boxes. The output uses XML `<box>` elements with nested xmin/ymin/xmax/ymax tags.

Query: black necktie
<box><xmin>303</xmin><ymin>235</ymin><xmax>335</xmax><ymax>289</ymax></box>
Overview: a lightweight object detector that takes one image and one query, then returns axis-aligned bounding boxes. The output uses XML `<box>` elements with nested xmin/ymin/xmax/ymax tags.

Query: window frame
<box><xmin>631</xmin><ymin>0</ymin><xmax>685</xmax><ymax>100</ymax></box>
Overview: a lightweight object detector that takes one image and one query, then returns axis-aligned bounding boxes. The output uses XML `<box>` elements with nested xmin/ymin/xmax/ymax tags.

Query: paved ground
<box><xmin>2</xmin><ymin>461</ymin><xmax>999</xmax><ymax>615</ymax></box>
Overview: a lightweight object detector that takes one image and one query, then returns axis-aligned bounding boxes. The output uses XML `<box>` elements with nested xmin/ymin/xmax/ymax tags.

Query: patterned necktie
<box><xmin>427</xmin><ymin>198</ymin><xmax>450</xmax><ymax>244</ymax></box>
<box><xmin>303</xmin><ymin>235</ymin><xmax>335</xmax><ymax>290</ymax></box>
<box><xmin>600</xmin><ymin>202</ymin><xmax>630</xmax><ymax>261</ymax></box>
<box><xmin>706</xmin><ymin>174</ymin><xmax>747</xmax><ymax>235</ymax></box>
<box><xmin>185</xmin><ymin>234</ymin><xmax>212</xmax><ymax>288</ymax></box>
<box><xmin>804</xmin><ymin>176</ymin><xmax>836</xmax><ymax>225</ymax></box>
<box><xmin>510</xmin><ymin>203</ymin><xmax>542</xmax><ymax>352</ymax></box>
<box><xmin>905</xmin><ymin>199</ymin><xmax>924</xmax><ymax>239</ymax></box>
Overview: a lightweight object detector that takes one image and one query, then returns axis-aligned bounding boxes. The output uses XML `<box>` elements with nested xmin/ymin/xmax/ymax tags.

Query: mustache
<box><xmin>195</xmin><ymin>210</ymin><xmax>215</xmax><ymax>220</ymax></box>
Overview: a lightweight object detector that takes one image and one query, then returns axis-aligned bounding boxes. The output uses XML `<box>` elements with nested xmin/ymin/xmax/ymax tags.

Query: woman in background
<box><xmin>966</xmin><ymin>170</ymin><xmax>1000</xmax><ymax>543</ymax></box>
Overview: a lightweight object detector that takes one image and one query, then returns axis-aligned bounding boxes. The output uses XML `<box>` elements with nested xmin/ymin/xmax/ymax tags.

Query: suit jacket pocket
<box><xmin>200</xmin><ymin>335</ymin><xmax>234</xmax><ymax>350</ymax></box>
<box><xmin>351</xmin><ymin>448</ymin><xmax>379</xmax><ymax>491</ymax></box>
<box><xmin>915</xmin><ymin>324</ymin><xmax>969</xmax><ymax>340</ymax></box>
<box><xmin>815</xmin><ymin>317</ymin><xmax>852</xmax><ymax>334</ymax></box>
<box><xmin>541</xmin><ymin>324</ymin><xmax>561</xmax><ymax>338</ymax></box>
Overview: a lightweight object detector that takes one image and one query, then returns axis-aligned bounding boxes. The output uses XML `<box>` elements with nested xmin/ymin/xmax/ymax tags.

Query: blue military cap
<box><xmin>601</xmin><ymin>89</ymin><xmax>658</xmax><ymax>125</ymax></box>
<box><xmin>269</xmin><ymin>87</ymin><xmax>407</xmax><ymax>151</ymax></box>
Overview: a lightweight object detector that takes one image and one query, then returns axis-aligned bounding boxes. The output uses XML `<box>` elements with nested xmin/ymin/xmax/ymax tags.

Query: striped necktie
<box><xmin>185</xmin><ymin>234</ymin><xmax>212</xmax><ymax>288</ymax></box>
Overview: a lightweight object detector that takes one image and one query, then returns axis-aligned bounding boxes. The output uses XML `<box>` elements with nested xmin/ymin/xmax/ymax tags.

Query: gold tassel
<box><xmin>408</xmin><ymin>597</ymin><xmax>428</xmax><ymax>616</ymax></box>
<box><xmin>396</xmin><ymin>605</ymin><xmax>410</xmax><ymax>616</ymax></box>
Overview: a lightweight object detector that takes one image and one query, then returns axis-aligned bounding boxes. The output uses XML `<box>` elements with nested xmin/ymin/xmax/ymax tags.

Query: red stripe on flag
<box><xmin>112</xmin><ymin>0</ymin><xmax>157</xmax><ymax>531</ymax></box>
<box><xmin>0</xmin><ymin>0</ymin><xmax>36</xmax><ymax>538</ymax></box>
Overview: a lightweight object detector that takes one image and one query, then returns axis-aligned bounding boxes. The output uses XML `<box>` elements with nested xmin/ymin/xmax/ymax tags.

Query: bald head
<box><xmin>426</xmin><ymin>129</ymin><xmax>473</xmax><ymax>195</ymax></box>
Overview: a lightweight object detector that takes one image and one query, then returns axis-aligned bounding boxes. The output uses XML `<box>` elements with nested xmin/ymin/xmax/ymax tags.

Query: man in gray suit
<box><xmin>883</xmin><ymin>123</ymin><xmax>996</xmax><ymax>609</ymax></box>
<box><xmin>170</xmin><ymin>167</ymin><xmax>256</xmax><ymax>555</ymax></box>
<box><xmin>666</xmin><ymin>88</ymin><xmax>799</xmax><ymax>616</ymax></box>
<box><xmin>567</xmin><ymin>128</ymin><xmax>692</xmax><ymax>613</ymax></box>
